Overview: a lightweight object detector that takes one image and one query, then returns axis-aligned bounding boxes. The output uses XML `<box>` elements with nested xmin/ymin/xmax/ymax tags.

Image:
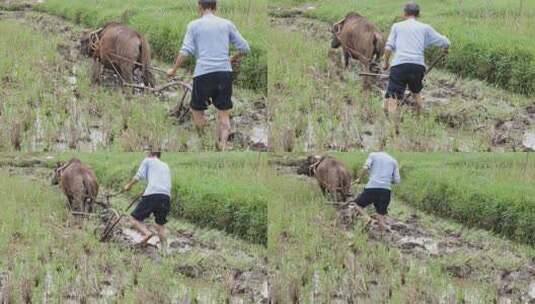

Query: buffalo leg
<box><xmin>344</xmin><ymin>51</ymin><xmax>351</xmax><ymax>69</ymax></box>
<box><xmin>91</xmin><ymin>61</ymin><xmax>102</xmax><ymax>85</ymax></box>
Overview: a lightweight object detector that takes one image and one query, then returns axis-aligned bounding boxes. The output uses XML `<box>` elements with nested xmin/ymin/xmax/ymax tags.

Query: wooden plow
<box><xmin>98</xmin><ymin>191</ymin><xmax>144</xmax><ymax>242</ymax></box>
<box><xmin>102</xmin><ymin>52</ymin><xmax>193</xmax><ymax>123</ymax></box>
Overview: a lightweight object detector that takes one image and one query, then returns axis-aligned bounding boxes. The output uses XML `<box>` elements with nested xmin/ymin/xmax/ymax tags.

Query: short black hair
<box><xmin>199</xmin><ymin>2</ymin><xmax>217</xmax><ymax>10</ymax></box>
<box><xmin>404</xmin><ymin>2</ymin><xmax>420</xmax><ymax>17</ymax></box>
<box><xmin>149</xmin><ymin>151</ymin><xmax>161</xmax><ymax>158</ymax></box>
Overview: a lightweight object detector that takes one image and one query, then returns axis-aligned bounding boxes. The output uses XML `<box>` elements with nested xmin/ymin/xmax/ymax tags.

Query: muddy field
<box><xmin>0</xmin><ymin>5</ymin><xmax>269</xmax><ymax>153</ymax></box>
<box><xmin>0</xmin><ymin>161</ymin><xmax>268</xmax><ymax>303</ymax></box>
<box><xmin>269</xmin><ymin>5</ymin><xmax>535</xmax><ymax>152</ymax></box>
<box><xmin>272</xmin><ymin>157</ymin><xmax>535</xmax><ymax>303</ymax></box>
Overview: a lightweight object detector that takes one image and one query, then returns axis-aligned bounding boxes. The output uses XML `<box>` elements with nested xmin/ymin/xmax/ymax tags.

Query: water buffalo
<box><xmin>51</xmin><ymin>158</ymin><xmax>99</xmax><ymax>214</ymax></box>
<box><xmin>331</xmin><ymin>12</ymin><xmax>385</xmax><ymax>75</ymax></box>
<box><xmin>80</xmin><ymin>22</ymin><xmax>154</xmax><ymax>87</ymax></box>
<box><xmin>297</xmin><ymin>155</ymin><xmax>352</xmax><ymax>202</ymax></box>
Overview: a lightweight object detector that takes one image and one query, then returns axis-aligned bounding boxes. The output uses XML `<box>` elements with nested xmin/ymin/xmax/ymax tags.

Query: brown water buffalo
<box><xmin>80</xmin><ymin>22</ymin><xmax>154</xmax><ymax>87</ymax></box>
<box><xmin>331</xmin><ymin>12</ymin><xmax>385</xmax><ymax>74</ymax></box>
<box><xmin>51</xmin><ymin>158</ymin><xmax>99</xmax><ymax>213</ymax></box>
<box><xmin>297</xmin><ymin>155</ymin><xmax>352</xmax><ymax>202</ymax></box>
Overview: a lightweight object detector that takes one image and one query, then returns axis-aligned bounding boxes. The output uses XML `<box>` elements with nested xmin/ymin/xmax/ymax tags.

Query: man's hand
<box><xmin>166</xmin><ymin>68</ymin><xmax>177</xmax><ymax>79</ymax></box>
<box><xmin>383</xmin><ymin>62</ymin><xmax>390</xmax><ymax>71</ymax></box>
<box><xmin>231</xmin><ymin>53</ymin><xmax>246</xmax><ymax>68</ymax></box>
<box><xmin>123</xmin><ymin>180</ymin><xmax>136</xmax><ymax>193</ymax></box>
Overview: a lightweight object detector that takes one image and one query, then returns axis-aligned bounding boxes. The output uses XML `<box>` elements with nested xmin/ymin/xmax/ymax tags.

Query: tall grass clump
<box><xmin>37</xmin><ymin>0</ymin><xmax>267</xmax><ymax>92</ymax></box>
<box><xmin>395</xmin><ymin>153</ymin><xmax>535</xmax><ymax>244</ymax></box>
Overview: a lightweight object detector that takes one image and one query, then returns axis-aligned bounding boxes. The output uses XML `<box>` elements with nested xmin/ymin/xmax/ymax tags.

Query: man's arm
<box><xmin>124</xmin><ymin>160</ymin><xmax>147</xmax><ymax>192</ymax></box>
<box><xmin>392</xmin><ymin>162</ymin><xmax>401</xmax><ymax>185</ymax></box>
<box><xmin>356</xmin><ymin>156</ymin><xmax>373</xmax><ymax>184</ymax></box>
<box><xmin>229</xmin><ymin>22</ymin><xmax>250</xmax><ymax>65</ymax></box>
<box><xmin>425</xmin><ymin>25</ymin><xmax>450</xmax><ymax>51</ymax></box>
<box><xmin>167</xmin><ymin>23</ymin><xmax>195</xmax><ymax>77</ymax></box>
<box><xmin>383</xmin><ymin>25</ymin><xmax>397</xmax><ymax>70</ymax></box>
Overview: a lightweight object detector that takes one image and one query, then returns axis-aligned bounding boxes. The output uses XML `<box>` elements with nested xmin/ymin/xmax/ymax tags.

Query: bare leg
<box><xmin>191</xmin><ymin>108</ymin><xmax>207</xmax><ymax>136</ymax></box>
<box><xmin>156</xmin><ymin>224</ymin><xmax>166</xmax><ymax>250</ymax></box>
<box><xmin>384</xmin><ymin>98</ymin><xmax>400</xmax><ymax>135</ymax></box>
<box><xmin>413</xmin><ymin>93</ymin><xmax>423</xmax><ymax>116</ymax></box>
<box><xmin>353</xmin><ymin>205</ymin><xmax>372</xmax><ymax>224</ymax></box>
<box><xmin>217</xmin><ymin>110</ymin><xmax>231</xmax><ymax>151</ymax></box>
<box><xmin>130</xmin><ymin>217</ymin><xmax>153</xmax><ymax>244</ymax></box>
<box><xmin>376</xmin><ymin>214</ymin><xmax>386</xmax><ymax>234</ymax></box>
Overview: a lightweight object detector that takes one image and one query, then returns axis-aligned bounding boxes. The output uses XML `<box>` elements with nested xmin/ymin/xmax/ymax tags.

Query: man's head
<box><xmin>198</xmin><ymin>0</ymin><xmax>217</xmax><ymax>12</ymax></box>
<box><xmin>144</xmin><ymin>144</ymin><xmax>162</xmax><ymax>158</ymax></box>
<box><xmin>404</xmin><ymin>2</ymin><xmax>420</xmax><ymax>18</ymax></box>
<box><xmin>149</xmin><ymin>151</ymin><xmax>161</xmax><ymax>158</ymax></box>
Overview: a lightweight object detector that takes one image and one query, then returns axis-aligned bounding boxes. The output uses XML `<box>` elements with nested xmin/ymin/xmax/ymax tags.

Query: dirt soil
<box><xmin>0</xmin><ymin>161</ymin><xmax>269</xmax><ymax>303</ymax></box>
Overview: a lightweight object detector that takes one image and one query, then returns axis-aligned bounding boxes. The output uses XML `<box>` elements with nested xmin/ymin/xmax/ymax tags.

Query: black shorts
<box><xmin>131</xmin><ymin>193</ymin><xmax>171</xmax><ymax>225</ymax></box>
<box><xmin>354</xmin><ymin>188</ymin><xmax>391</xmax><ymax>215</ymax></box>
<box><xmin>385</xmin><ymin>63</ymin><xmax>426</xmax><ymax>100</ymax></box>
<box><xmin>191</xmin><ymin>71</ymin><xmax>233</xmax><ymax>111</ymax></box>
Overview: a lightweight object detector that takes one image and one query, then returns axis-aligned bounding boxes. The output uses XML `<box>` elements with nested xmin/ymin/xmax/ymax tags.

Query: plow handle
<box><xmin>125</xmin><ymin>191</ymin><xmax>144</xmax><ymax>212</ymax></box>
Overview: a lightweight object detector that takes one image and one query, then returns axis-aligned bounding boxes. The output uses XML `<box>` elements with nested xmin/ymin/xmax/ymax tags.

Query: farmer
<box><xmin>167</xmin><ymin>0</ymin><xmax>251</xmax><ymax>151</ymax></box>
<box><xmin>383</xmin><ymin>2</ymin><xmax>450</xmax><ymax>134</ymax></box>
<box><xmin>123</xmin><ymin>148</ymin><xmax>172</xmax><ymax>249</ymax></box>
<box><xmin>352</xmin><ymin>139</ymin><xmax>401</xmax><ymax>233</ymax></box>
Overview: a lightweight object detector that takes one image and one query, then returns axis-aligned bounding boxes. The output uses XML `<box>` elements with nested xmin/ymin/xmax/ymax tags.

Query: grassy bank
<box><xmin>332</xmin><ymin>152</ymin><xmax>535</xmax><ymax>244</ymax></box>
<box><xmin>61</xmin><ymin>152</ymin><xmax>269</xmax><ymax>245</ymax></box>
<box><xmin>0</xmin><ymin>170</ymin><xmax>249</xmax><ymax>302</ymax></box>
<box><xmin>273</xmin><ymin>0</ymin><xmax>535</xmax><ymax>96</ymax></box>
<box><xmin>37</xmin><ymin>0</ymin><xmax>267</xmax><ymax>92</ymax></box>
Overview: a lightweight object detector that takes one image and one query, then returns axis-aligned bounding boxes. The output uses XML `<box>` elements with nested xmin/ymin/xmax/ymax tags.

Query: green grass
<box><xmin>0</xmin><ymin>169</ymin><xmax>256</xmax><ymax>302</ymax></box>
<box><xmin>274</xmin><ymin>0</ymin><xmax>535</xmax><ymax>96</ymax></box>
<box><xmin>37</xmin><ymin>0</ymin><xmax>267</xmax><ymax>92</ymax></box>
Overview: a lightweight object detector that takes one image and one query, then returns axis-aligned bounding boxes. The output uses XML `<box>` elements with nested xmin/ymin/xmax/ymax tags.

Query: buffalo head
<box><xmin>330</xmin><ymin>21</ymin><xmax>344</xmax><ymax>49</ymax></box>
<box><xmin>79</xmin><ymin>31</ymin><xmax>93</xmax><ymax>57</ymax></box>
<box><xmin>296</xmin><ymin>155</ymin><xmax>322</xmax><ymax>176</ymax></box>
<box><xmin>51</xmin><ymin>162</ymin><xmax>64</xmax><ymax>185</ymax></box>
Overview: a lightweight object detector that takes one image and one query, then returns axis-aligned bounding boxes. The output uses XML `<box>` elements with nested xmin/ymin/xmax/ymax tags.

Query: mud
<box><xmin>338</xmin><ymin>201</ymin><xmax>535</xmax><ymax>303</ymax></box>
<box><xmin>1</xmin><ymin>7</ymin><xmax>269</xmax><ymax>152</ymax></box>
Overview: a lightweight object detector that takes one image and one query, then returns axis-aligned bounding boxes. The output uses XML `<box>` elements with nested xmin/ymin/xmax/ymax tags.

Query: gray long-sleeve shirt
<box><xmin>180</xmin><ymin>13</ymin><xmax>250</xmax><ymax>77</ymax></box>
<box><xmin>364</xmin><ymin>152</ymin><xmax>401</xmax><ymax>190</ymax></box>
<box><xmin>134</xmin><ymin>157</ymin><xmax>172</xmax><ymax>197</ymax></box>
<box><xmin>385</xmin><ymin>18</ymin><xmax>450</xmax><ymax>67</ymax></box>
